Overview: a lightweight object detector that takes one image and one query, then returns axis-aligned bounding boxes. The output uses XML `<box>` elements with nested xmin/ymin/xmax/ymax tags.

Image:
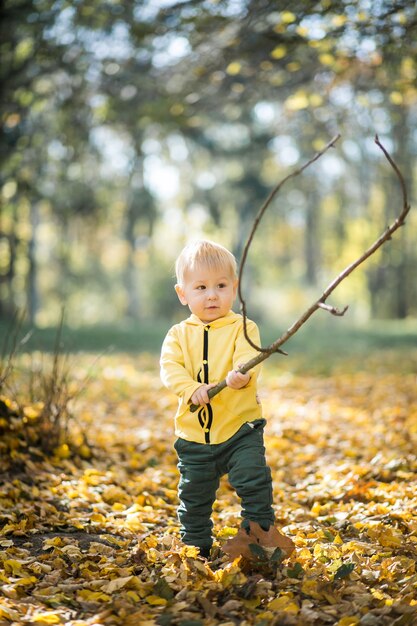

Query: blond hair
<box><xmin>175</xmin><ymin>240</ymin><xmax>237</xmax><ymax>286</ymax></box>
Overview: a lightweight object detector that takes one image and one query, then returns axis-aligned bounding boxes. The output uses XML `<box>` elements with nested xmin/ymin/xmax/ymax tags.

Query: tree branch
<box><xmin>239</xmin><ymin>133</ymin><xmax>341</xmax><ymax>352</ymax></box>
<box><xmin>190</xmin><ymin>135</ymin><xmax>410</xmax><ymax>413</ymax></box>
<box><xmin>317</xmin><ymin>302</ymin><xmax>349</xmax><ymax>316</ymax></box>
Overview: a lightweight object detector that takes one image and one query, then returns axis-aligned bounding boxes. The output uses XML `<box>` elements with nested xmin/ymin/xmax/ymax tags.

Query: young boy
<box><xmin>160</xmin><ymin>240</ymin><xmax>293</xmax><ymax>560</ymax></box>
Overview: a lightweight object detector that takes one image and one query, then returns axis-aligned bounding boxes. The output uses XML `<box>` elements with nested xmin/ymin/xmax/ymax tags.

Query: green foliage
<box><xmin>286</xmin><ymin>562</ymin><xmax>304</xmax><ymax>579</ymax></box>
<box><xmin>1</xmin><ymin>1</ymin><xmax>416</xmax><ymax>325</ymax></box>
<box><xmin>333</xmin><ymin>562</ymin><xmax>355</xmax><ymax>580</ymax></box>
<box><xmin>249</xmin><ymin>543</ymin><xmax>268</xmax><ymax>560</ymax></box>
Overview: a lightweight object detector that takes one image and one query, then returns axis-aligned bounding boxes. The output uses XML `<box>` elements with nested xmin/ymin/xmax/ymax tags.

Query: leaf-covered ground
<box><xmin>1</xmin><ymin>350</ymin><xmax>417</xmax><ymax>626</ymax></box>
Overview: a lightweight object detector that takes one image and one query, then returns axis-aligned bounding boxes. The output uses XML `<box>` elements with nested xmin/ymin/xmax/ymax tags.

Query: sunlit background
<box><xmin>1</xmin><ymin>0</ymin><xmax>416</xmax><ymax>334</ymax></box>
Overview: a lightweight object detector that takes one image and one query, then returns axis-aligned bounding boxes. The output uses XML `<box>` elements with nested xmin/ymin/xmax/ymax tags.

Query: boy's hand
<box><xmin>190</xmin><ymin>383</ymin><xmax>217</xmax><ymax>406</ymax></box>
<box><xmin>226</xmin><ymin>365</ymin><xmax>250</xmax><ymax>390</ymax></box>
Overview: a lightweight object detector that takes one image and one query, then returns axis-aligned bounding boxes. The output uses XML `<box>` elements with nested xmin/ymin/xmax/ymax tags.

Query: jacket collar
<box><xmin>185</xmin><ymin>310</ymin><xmax>241</xmax><ymax>328</ymax></box>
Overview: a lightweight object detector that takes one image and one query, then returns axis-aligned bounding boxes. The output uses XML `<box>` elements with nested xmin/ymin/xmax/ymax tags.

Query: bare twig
<box><xmin>317</xmin><ymin>303</ymin><xmax>349</xmax><ymax>316</ymax></box>
<box><xmin>0</xmin><ymin>311</ymin><xmax>31</xmax><ymax>390</ymax></box>
<box><xmin>190</xmin><ymin>135</ymin><xmax>410</xmax><ymax>413</ymax></box>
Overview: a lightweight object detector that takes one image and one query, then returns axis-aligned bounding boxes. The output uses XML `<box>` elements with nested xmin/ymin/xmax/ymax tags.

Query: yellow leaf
<box><xmin>243</xmin><ymin>597</ymin><xmax>260</xmax><ymax>609</ymax></box>
<box><xmin>297</xmin><ymin>547</ymin><xmax>313</xmax><ymax>563</ymax></box>
<box><xmin>268</xmin><ymin>598</ymin><xmax>283</xmax><ymax>610</ymax></box>
<box><xmin>226</xmin><ymin>62</ymin><xmax>241</xmax><ymax>76</ymax></box>
<box><xmin>332</xmin><ymin>15</ymin><xmax>347</xmax><ymax>27</ymax></box>
<box><xmin>367</xmin><ymin>526</ymin><xmax>403</xmax><ymax>548</ymax></box>
<box><xmin>14</xmin><ymin>576</ymin><xmax>37</xmax><ymax>587</ymax></box>
<box><xmin>296</xmin><ymin>26</ymin><xmax>309</xmax><ymax>37</ymax></box>
<box><xmin>371</xmin><ymin>589</ymin><xmax>386</xmax><ymax>601</ymax></box>
<box><xmin>268</xmin><ymin>594</ymin><xmax>299</xmax><ymax>613</ymax></box>
<box><xmin>284</xmin><ymin>602</ymin><xmax>299</xmax><ymax>614</ymax></box>
<box><xmin>77</xmin><ymin>590</ymin><xmax>111</xmax><ymax>602</ymax></box>
<box><xmin>327</xmin><ymin>558</ymin><xmax>343</xmax><ymax>573</ymax></box>
<box><xmin>217</xmin><ymin>526</ymin><xmax>238</xmax><ymax>538</ymax></box>
<box><xmin>102</xmin><ymin>485</ymin><xmax>130</xmax><ymax>504</ymax></box>
<box><xmin>145</xmin><ymin>595</ymin><xmax>167</xmax><ymax>606</ymax></box>
<box><xmin>270</xmin><ymin>46</ymin><xmax>287</xmax><ymax>60</ymax></box>
<box><xmin>319</xmin><ymin>53</ymin><xmax>335</xmax><ymax>66</ymax></box>
<box><xmin>124</xmin><ymin>512</ymin><xmax>147</xmax><ymax>532</ymax></box>
<box><xmin>129</xmin><ymin>576</ymin><xmax>152</xmax><ymax>597</ymax></box>
<box><xmin>15</xmin><ymin>38</ymin><xmax>34</xmax><ymax>63</ymax></box>
<box><xmin>42</xmin><ymin>537</ymin><xmax>64</xmax><ymax>549</ymax></box>
<box><xmin>0</xmin><ymin>395</ymin><xmax>16</xmax><ymax>410</ymax></box>
<box><xmin>23</xmin><ymin>403</ymin><xmax>43</xmax><ymax>419</ymax></box>
<box><xmin>301</xmin><ymin>579</ymin><xmax>322</xmax><ymax>600</ymax></box>
<box><xmin>78</xmin><ymin>444</ymin><xmax>92</xmax><ymax>459</ymax></box>
<box><xmin>102</xmin><ymin>576</ymin><xmax>133</xmax><ymax>593</ymax></box>
<box><xmin>180</xmin><ymin>544</ymin><xmax>199</xmax><ymax>558</ymax></box>
<box><xmin>54</xmin><ymin>444</ymin><xmax>71</xmax><ymax>459</ymax></box>
<box><xmin>311</xmin><ymin>502</ymin><xmax>326</xmax><ymax>515</ymax></box>
<box><xmin>390</xmin><ymin>91</ymin><xmax>403</xmax><ymax>105</ymax></box>
<box><xmin>31</xmin><ymin>613</ymin><xmax>62</xmax><ymax>624</ymax></box>
<box><xmin>281</xmin><ymin>11</ymin><xmax>296</xmax><ymax>23</ymax></box>
<box><xmin>4</xmin><ymin>560</ymin><xmax>26</xmax><ymax>576</ymax></box>
<box><xmin>356</xmin><ymin>11</ymin><xmax>368</xmax><ymax>21</ymax></box>
<box><xmin>126</xmin><ymin>591</ymin><xmax>141</xmax><ymax>602</ymax></box>
<box><xmin>309</xmin><ymin>93</ymin><xmax>323</xmax><ymax>107</ymax></box>
<box><xmin>337</xmin><ymin>617</ymin><xmax>360</xmax><ymax>626</ymax></box>
<box><xmin>60</xmin><ymin>545</ymin><xmax>82</xmax><ymax>560</ymax></box>
<box><xmin>0</xmin><ymin>605</ymin><xmax>19</xmax><ymax>620</ymax></box>
<box><xmin>256</xmin><ymin>612</ymin><xmax>274</xmax><ymax>622</ymax></box>
<box><xmin>286</xmin><ymin>91</ymin><xmax>309</xmax><ymax>111</ymax></box>
<box><xmin>214</xmin><ymin>561</ymin><xmax>246</xmax><ymax>588</ymax></box>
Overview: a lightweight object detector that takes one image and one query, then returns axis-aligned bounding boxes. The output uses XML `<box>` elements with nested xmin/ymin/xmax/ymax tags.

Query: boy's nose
<box><xmin>207</xmin><ymin>289</ymin><xmax>217</xmax><ymax>299</ymax></box>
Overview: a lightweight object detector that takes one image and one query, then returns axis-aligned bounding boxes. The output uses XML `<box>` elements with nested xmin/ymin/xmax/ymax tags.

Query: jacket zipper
<box><xmin>196</xmin><ymin>325</ymin><xmax>213</xmax><ymax>443</ymax></box>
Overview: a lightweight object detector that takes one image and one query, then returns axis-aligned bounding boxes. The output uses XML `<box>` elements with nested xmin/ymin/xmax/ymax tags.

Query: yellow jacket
<box><xmin>160</xmin><ymin>311</ymin><xmax>262</xmax><ymax>444</ymax></box>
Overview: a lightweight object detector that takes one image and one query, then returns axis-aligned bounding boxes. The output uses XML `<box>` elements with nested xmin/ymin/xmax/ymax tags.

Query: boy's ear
<box><xmin>233</xmin><ymin>278</ymin><xmax>238</xmax><ymax>299</ymax></box>
<box><xmin>175</xmin><ymin>284</ymin><xmax>188</xmax><ymax>305</ymax></box>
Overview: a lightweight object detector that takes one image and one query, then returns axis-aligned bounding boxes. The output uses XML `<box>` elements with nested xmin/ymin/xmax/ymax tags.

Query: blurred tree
<box><xmin>0</xmin><ymin>0</ymin><xmax>102</xmax><ymax>321</ymax></box>
<box><xmin>0</xmin><ymin>0</ymin><xmax>416</xmax><ymax>324</ymax></box>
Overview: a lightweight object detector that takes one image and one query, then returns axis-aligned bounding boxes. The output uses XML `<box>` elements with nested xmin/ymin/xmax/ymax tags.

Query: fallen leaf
<box><xmin>222</xmin><ymin>521</ymin><xmax>295</xmax><ymax>561</ymax></box>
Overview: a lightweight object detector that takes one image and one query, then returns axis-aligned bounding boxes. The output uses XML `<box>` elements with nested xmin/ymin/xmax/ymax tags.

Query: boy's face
<box><xmin>175</xmin><ymin>264</ymin><xmax>237</xmax><ymax>323</ymax></box>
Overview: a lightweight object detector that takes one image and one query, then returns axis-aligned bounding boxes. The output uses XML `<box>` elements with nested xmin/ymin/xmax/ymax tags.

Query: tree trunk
<box><xmin>304</xmin><ymin>184</ymin><xmax>319</xmax><ymax>285</ymax></box>
<box><xmin>0</xmin><ymin>202</ymin><xmax>19</xmax><ymax>319</ymax></box>
<box><xmin>392</xmin><ymin>106</ymin><xmax>412</xmax><ymax>319</ymax></box>
<box><xmin>123</xmin><ymin>155</ymin><xmax>142</xmax><ymax>319</ymax></box>
<box><xmin>27</xmin><ymin>201</ymin><xmax>39</xmax><ymax>325</ymax></box>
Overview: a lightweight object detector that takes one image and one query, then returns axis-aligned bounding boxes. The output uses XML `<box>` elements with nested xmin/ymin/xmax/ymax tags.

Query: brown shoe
<box><xmin>222</xmin><ymin>521</ymin><xmax>295</xmax><ymax>561</ymax></box>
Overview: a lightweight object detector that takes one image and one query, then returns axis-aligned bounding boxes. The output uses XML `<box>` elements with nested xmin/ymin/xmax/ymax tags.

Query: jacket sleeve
<box><xmin>160</xmin><ymin>327</ymin><xmax>202</xmax><ymax>404</ymax></box>
<box><xmin>233</xmin><ymin>319</ymin><xmax>262</xmax><ymax>384</ymax></box>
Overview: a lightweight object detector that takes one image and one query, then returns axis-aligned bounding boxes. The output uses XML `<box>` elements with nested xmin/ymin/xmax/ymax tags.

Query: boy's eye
<box><xmin>218</xmin><ymin>283</ymin><xmax>227</xmax><ymax>288</ymax></box>
<box><xmin>196</xmin><ymin>285</ymin><xmax>206</xmax><ymax>290</ymax></box>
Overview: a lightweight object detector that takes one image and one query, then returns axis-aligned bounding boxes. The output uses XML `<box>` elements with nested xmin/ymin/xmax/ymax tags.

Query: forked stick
<box><xmin>190</xmin><ymin>135</ymin><xmax>410</xmax><ymax>412</ymax></box>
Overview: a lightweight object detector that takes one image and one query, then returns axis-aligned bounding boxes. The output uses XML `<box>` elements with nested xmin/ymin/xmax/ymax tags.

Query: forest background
<box><xmin>1</xmin><ymin>0</ymin><xmax>417</xmax><ymax>351</ymax></box>
<box><xmin>1</xmin><ymin>3</ymin><xmax>417</xmax><ymax>626</ymax></box>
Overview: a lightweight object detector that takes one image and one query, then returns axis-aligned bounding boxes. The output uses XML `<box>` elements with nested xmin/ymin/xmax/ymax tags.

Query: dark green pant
<box><xmin>174</xmin><ymin>418</ymin><xmax>275</xmax><ymax>550</ymax></box>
